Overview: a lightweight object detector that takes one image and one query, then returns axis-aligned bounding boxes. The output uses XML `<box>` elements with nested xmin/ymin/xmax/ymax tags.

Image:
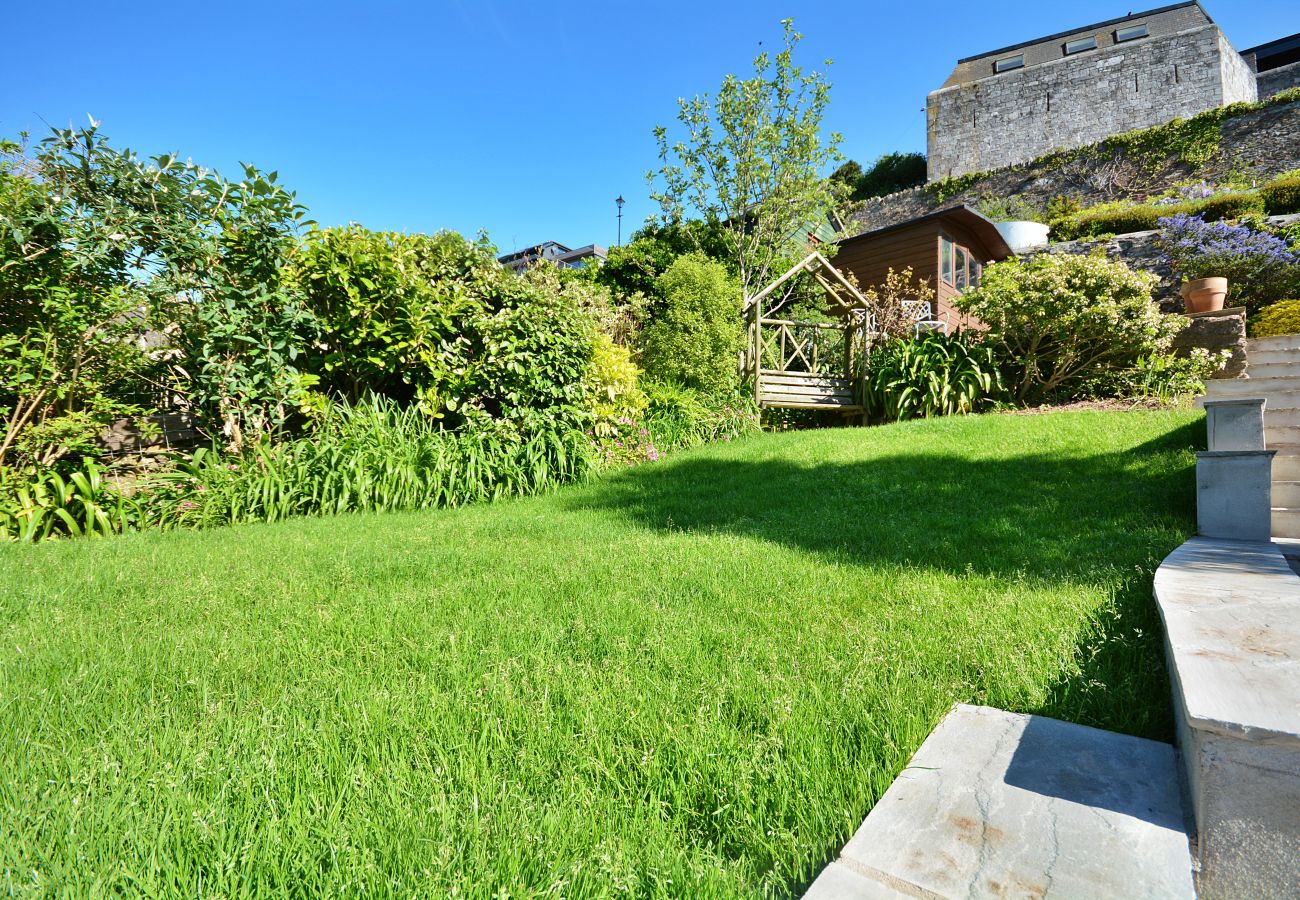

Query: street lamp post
<box><xmin>616</xmin><ymin>195</ymin><xmax>625</xmax><ymax>247</ymax></box>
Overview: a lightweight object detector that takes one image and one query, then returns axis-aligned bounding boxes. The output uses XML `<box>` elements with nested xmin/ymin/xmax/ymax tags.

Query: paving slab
<box><xmin>803</xmin><ymin>704</ymin><xmax>1194</xmax><ymax>900</ymax></box>
<box><xmin>1154</xmin><ymin>537</ymin><xmax>1300</xmax><ymax>897</ymax></box>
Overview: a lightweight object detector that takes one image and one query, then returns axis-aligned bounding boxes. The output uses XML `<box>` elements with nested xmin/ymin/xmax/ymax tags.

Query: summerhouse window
<box><xmin>1064</xmin><ymin>36</ymin><xmax>1098</xmax><ymax>55</ymax></box>
<box><xmin>994</xmin><ymin>54</ymin><xmax>1024</xmax><ymax>74</ymax></box>
<box><xmin>1115</xmin><ymin>24</ymin><xmax>1149</xmax><ymax>43</ymax></box>
<box><xmin>941</xmin><ymin>236</ymin><xmax>979</xmax><ymax>291</ymax></box>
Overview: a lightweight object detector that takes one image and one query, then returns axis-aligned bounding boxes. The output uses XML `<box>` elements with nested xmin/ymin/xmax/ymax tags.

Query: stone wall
<box><xmin>1258</xmin><ymin>60</ymin><xmax>1300</xmax><ymax>100</ymax></box>
<box><xmin>927</xmin><ymin>23</ymin><xmax>1256</xmax><ymax>181</ymax></box>
<box><xmin>849</xmin><ymin>96</ymin><xmax>1300</xmax><ymax>236</ymax></box>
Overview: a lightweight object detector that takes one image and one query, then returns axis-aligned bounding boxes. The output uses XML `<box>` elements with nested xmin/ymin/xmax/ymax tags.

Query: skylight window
<box><xmin>1115</xmin><ymin>24</ymin><xmax>1149</xmax><ymax>43</ymax></box>
<box><xmin>1064</xmin><ymin>36</ymin><xmax>1098</xmax><ymax>55</ymax></box>
<box><xmin>994</xmin><ymin>54</ymin><xmax>1024</xmax><ymax>73</ymax></box>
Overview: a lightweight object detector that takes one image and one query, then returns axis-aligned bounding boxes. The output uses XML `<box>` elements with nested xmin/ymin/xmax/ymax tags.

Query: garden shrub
<box><xmin>1082</xmin><ymin>348</ymin><xmax>1228</xmax><ymax>401</ymax></box>
<box><xmin>1261</xmin><ymin>173</ymin><xmax>1300</xmax><ymax>216</ymax></box>
<box><xmin>1157</xmin><ymin>213</ymin><xmax>1300</xmax><ymax>312</ymax></box>
<box><xmin>956</xmin><ymin>254</ymin><xmax>1180</xmax><ymax>404</ymax></box>
<box><xmin>1251</xmin><ymin>299</ymin><xmax>1300</xmax><ymax>338</ymax></box>
<box><xmin>295</xmin><ymin>226</ymin><xmax>596</xmax><ymax>433</ymax></box>
<box><xmin>864</xmin><ymin>332</ymin><xmax>1004</xmax><ymax>421</ymax></box>
<box><xmin>1194</xmin><ymin>190</ymin><xmax>1266</xmax><ymax>222</ymax></box>
<box><xmin>585</xmin><ymin>333</ymin><xmax>646</xmax><ymax>439</ymax></box>
<box><xmin>641</xmin><ymin>253</ymin><xmax>743</xmax><ymax>396</ymax></box>
<box><xmin>972</xmin><ymin>194</ymin><xmax>1045</xmax><ymax>224</ymax></box>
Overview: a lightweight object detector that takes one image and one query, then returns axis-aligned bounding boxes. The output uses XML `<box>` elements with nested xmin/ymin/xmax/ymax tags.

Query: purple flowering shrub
<box><xmin>1157</xmin><ymin>213</ymin><xmax>1300</xmax><ymax>311</ymax></box>
<box><xmin>589</xmin><ymin>416</ymin><xmax>662</xmax><ymax>468</ymax></box>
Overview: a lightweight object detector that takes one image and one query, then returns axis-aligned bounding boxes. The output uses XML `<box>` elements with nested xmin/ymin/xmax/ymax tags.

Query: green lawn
<box><xmin>0</xmin><ymin>410</ymin><xmax>1201</xmax><ymax>897</ymax></box>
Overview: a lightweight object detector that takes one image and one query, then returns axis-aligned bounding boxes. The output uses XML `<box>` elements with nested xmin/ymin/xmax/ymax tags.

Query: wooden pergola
<box><xmin>741</xmin><ymin>252</ymin><xmax>875</xmax><ymax>420</ymax></box>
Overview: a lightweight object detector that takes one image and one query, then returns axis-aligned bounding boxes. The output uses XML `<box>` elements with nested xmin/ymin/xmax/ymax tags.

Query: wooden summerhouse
<box><xmin>834</xmin><ymin>206</ymin><xmax>1014</xmax><ymax>332</ymax></box>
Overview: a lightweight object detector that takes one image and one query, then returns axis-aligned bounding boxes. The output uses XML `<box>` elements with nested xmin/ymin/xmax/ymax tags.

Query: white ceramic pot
<box><xmin>994</xmin><ymin>220</ymin><xmax>1050</xmax><ymax>253</ymax></box>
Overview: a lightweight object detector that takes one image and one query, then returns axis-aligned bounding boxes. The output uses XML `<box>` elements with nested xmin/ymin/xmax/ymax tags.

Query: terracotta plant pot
<box><xmin>1180</xmin><ymin>277</ymin><xmax>1228</xmax><ymax>314</ymax></box>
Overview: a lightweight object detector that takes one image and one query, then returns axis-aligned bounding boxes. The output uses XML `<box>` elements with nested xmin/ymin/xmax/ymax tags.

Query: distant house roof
<box><xmin>956</xmin><ymin>1</ymin><xmax>1207</xmax><ymax>65</ymax></box>
<box><xmin>498</xmin><ymin>241</ymin><xmax>608</xmax><ymax>271</ymax></box>
<box><xmin>839</xmin><ymin>205</ymin><xmax>1014</xmax><ymax>260</ymax></box>
<box><xmin>1243</xmin><ymin>32</ymin><xmax>1300</xmax><ymax>71</ymax></box>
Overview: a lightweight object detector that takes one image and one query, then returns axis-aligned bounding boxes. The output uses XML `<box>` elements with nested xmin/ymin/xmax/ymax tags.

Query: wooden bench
<box><xmin>757</xmin><ymin>370</ymin><xmax>863</xmax><ymax>412</ymax></box>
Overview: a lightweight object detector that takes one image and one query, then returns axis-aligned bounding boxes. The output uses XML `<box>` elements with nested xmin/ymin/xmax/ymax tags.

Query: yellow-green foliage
<box><xmin>1262</xmin><ymin>173</ymin><xmax>1300</xmax><ymax>216</ymax></box>
<box><xmin>585</xmin><ymin>333</ymin><xmax>646</xmax><ymax>435</ymax></box>
<box><xmin>1252</xmin><ymin>299</ymin><xmax>1300</xmax><ymax>338</ymax></box>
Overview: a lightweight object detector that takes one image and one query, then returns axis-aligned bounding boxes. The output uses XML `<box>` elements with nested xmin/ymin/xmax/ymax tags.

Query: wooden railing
<box><xmin>744</xmin><ymin>305</ymin><xmax>871</xmax><ymax>415</ymax></box>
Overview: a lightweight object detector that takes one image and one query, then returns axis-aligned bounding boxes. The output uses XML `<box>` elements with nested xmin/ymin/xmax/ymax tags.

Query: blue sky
<box><xmin>4</xmin><ymin>2</ymin><xmax>1292</xmax><ymax>254</ymax></box>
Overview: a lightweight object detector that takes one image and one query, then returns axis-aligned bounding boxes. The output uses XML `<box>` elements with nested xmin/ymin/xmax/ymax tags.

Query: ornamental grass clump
<box><xmin>956</xmin><ymin>254</ymin><xmax>1182</xmax><ymax>404</ymax></box>
<box><xmin>1157</xmin><ymin>213</ymin><xmax>1300</xmax><ymax>312</ymax></box>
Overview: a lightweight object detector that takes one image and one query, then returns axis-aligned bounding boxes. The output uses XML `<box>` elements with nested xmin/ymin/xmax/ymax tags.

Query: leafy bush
<box><xmin>1</xmin><ymin>132</ymin><xmax>160</xmax><ymax>468</ymax></box>
<box><xmin>972</xmin><ymin>194</ymin><xmax>1045</xmax><ymax>223</ymax></box>
<box><xmin>864</xmin><ymin>332</ymin><xmax>1003</xmax><ymax>421</ymax></box>
<box><xmin>141</xmin><ymin>397</ymin><xmax>592</xmax><ymax>528</ymax></box>
<box><xmin>1157</xmin><ymin>213</ymin><xmax>1300</xmax><ymax>311</ymax></box>
<box><xmin>1251</xmin><ymin>299</ymin><xmax>1300</xmax><ymax>338</ymax></box>
<box><xmin>585</xmin><ymin>333</ymin><xmax>645</xmax><ymax>434</ymax></box>
<box><xmin>640</xmin><ymin>380</ymin><xmax>758</xmax><ymax>451</ymax></box>
<box><xmin>594</xmin><ymin>220</ymin><xmax>733</xmax><ymax>320</ymax></box>
<box><xmin>1085</xmin><ymin>348</ymin><xmax>1228</xmax><ymax>401</ymax></box>
<box><xmin>295</xmin><ymin>226</ymin><xmax>595</xmax><ymax>432</ymax></box>
<box><xmin>1261</xmin><ymin>173</ymin><xmax>1300</xmax><ymax>216</ymax></box>
<box><xmin>641</xmin><ymin>253</ymin><xmax>742</xmax><ymax>396</ymax></box>
<box><xmin>0</xmin><ymin>458</ymin><xmax>134</xmax><ymax>541</ymax></box>
<box><xmin>957</xmin><ymin>254</ymin><xmax>1179</xmax><ymax>404</ymax></box>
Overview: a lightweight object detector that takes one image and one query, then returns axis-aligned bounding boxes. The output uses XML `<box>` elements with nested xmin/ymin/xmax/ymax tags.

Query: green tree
<box><xmin>649</xmin><ymin>19</ymin><xmax>844</xmax><ymax>307</ymax></box>
<box><xmin>593</xmin><ymin>220</ymin><xmax>732</xmax><ymax>322</ymax></box>
<box><xmin>853</xmin><ymin>152</ymin><xmax>927</xmax><ymax>199</ymax></box>
<box><xmin>641</xmin><ymin>253</ymin><xmax>742</xmax><ymax>395</ymax></box>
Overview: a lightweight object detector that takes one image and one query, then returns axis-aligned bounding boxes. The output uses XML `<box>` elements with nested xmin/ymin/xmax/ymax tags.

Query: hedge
<box><xmin>1050</xmin><ymin>191</ymin><xmax>1266</xmax><ymax>241</ymax></box>
<box><xmin>1262</xmin><ymin>176</ymin><xmax>1300</xmax><ymax>216</ymax></box>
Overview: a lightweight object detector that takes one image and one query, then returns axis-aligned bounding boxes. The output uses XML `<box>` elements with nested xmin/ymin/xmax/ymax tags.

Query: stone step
<box><xmin>1248</xmin><ymin>348</ymin><xmax>1300</xmax><ymax>368</ymax></box>
<box><xmin>1266</xmin><ymin>424</ymin><xmax>1300</xmax><ymax>446</ymax></box>
<box><xmin>1250</xmin><ymin>363</ymin><xmax>1300</xmax><ymax>380</ymax></box>
<box><xmin>802</xmin><ymin>705</ymin><xmax>1195</xmax><ymax>900</ymax></box>
<box><xmin>1275</xmin><ymin>451</ymin><xmax>1300</xmax><ymax>481</ymax></box>
<box><xmin>1247</xmin><ymin>334</ymin><xmax>1300</xmax><ymax>353</ymax></box>
<box><xmin>1197</xmin><ymin>391</ymin><xmax>1300</xmax><ymax>412</ymax></box>
<box><xmin>1275</xmin><ymin>508</ymin><xmax>1300</xmax><ymax>540</ymax></box>
<box><xmin>1204</xmin><ymin>376</ymin><xmax>1300</xmax><ymax>398</ymax></box>
<box><xmin>1265</xmin><ymin>408</ymin><xmax>1300</xmax><ymax>429</ymax></box>
<box><xmin>1274</xmin><ymin>481</ymin><xmax>1300</xmax><ymax>508</ymax></box>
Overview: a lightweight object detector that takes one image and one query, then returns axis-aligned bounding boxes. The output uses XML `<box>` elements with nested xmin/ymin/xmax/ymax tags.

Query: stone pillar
<box><xmin>1196</xmin><ymin>451</ymin><xmax>1275</xmax><ymax>541</ymax></box>
<box><xmin>1204</xmin><ymin>399</ymin><xmax>1266</xmax><ymax>451</ymax></box>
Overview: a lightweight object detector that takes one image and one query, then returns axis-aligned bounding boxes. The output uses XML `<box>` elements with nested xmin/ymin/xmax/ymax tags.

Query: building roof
<box><xmin>956</xmin><ymin>1</ymin><xmax>1207</xmax><ymax>65</ymax></box>
<box><xmin>839</xmin><ymin>206</ymin><xmax>1015</xmax><ymax>260</ymax></box>
<box><xmin>1242</xmin><ymin>32</ymin><xmax>1300</xmax><ymax>69</ymax></box>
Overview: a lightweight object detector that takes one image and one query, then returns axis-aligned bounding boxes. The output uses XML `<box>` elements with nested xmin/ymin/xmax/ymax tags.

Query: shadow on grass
<box><xmin>574</xmin><ymin>419</ymin><xmax>1203</xmax><ymax>742</ymax></box>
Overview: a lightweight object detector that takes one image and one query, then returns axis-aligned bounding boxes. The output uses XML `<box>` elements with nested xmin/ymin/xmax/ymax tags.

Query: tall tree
<box><xmin>648</xmin><ymin>19</ymin><xmax>844</xmax><ymax>309</ymax></box>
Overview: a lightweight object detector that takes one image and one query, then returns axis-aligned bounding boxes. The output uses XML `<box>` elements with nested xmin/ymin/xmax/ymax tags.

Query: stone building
<box><xmin>1243</xmin><ymin>32</ymin><xmax>1300</xmax><ymax>100</ymax></box>
<box><xmin>927</xmin><ymin>2</ymin><xmax>1258</xmax><ymax>181</ymax></box>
